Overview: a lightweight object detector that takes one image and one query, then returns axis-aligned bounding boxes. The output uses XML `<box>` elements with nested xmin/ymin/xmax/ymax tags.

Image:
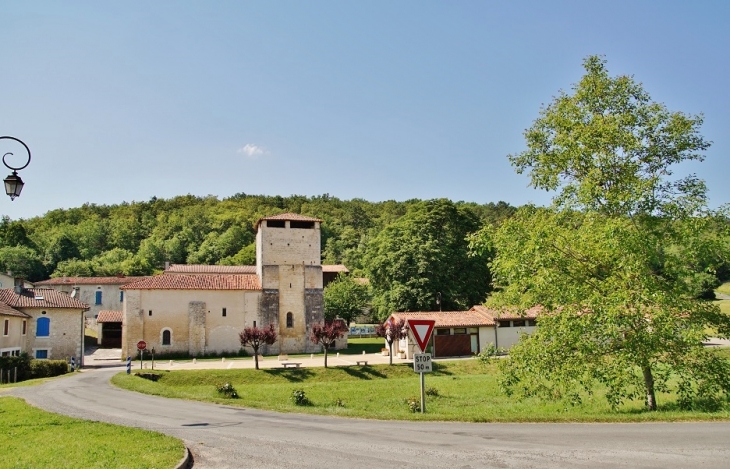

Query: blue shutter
<box><xmin>35</xmin><ymin>349</ymin><xmax>48</xmax><ymax>359</ymax></box>
<box><xmin>95</xmin><ymin>291</ymin><xmax>102</xmax><ymax>305</ymax></box>
<box><xmin>36</xmin><ymin>317</ymin><xmax>50</xmax><ymax>337</ymax></box>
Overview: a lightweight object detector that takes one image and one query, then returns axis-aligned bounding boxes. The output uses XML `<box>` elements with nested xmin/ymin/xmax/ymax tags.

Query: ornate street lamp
<box><xmin>1</xmin><ymin>136</ymin><xmax>31</xmax><ymax>201</ymax></box>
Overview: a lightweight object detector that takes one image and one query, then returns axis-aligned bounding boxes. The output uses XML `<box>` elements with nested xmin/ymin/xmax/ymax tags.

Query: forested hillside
<box><xmin>0</xmin><ymin>194</ymin><xmax>516</xmax><ymax>289</ymax></box>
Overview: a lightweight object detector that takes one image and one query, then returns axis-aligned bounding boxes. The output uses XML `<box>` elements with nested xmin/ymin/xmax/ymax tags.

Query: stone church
<box><xmin>120</xmin><ymin>213</ymin><xmax>332</xmax><ymax>358</ymax></box>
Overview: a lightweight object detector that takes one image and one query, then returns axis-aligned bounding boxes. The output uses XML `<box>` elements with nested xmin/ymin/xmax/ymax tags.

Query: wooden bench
<box><xmin>282</xmin><ymin>362</ymin><xmax>301</xmax><ymax>368</ymax></box>
<box><xmin>356</xmin><ymin>360</ymin><xmax>368</xmax><ymax>366</ymax></box>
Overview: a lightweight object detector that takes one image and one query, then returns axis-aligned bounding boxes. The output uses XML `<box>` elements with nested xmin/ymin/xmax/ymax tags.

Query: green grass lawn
<box><xmin>112</xmin><ymin>352</ymin><xmax>730</xmax><ymax>423</ymax></box>
<box><xmin>0</xmin><ymin>397</ymin><xmax>184</xmax><ymax>469</ymax></box>
<box><xmin>716</xmin><ymin>282</ymin><xmax>730</xmax><ymax>296</ymax></box>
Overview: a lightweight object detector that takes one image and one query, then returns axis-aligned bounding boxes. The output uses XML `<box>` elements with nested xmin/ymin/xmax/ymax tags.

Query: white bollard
<box><xmin>337</xmin><ymin>352</ymin><xmax>340</xmax><ymax>358</ymax></box>
<box><xmin>310</xmin><ymin>354</ymin><xmax>314</xmax><ymax>359</ymax></box>
<box><xmin>222</xmin><ymin>357</ymin><xmax>225</xmax><ymax>362</ymax></box>
<box><xmin>193</xmin><ymin>358</ymin><xmax>197</xmax><ymax>364</ymax></box>
<box><xmin>169</xmin><ymin>360</ymin><xmax>173</xmax><ymax>366</ymax></box>
<box><xmin>362</xmin><ymin>350</ymin><xmax>366</xmax><ymax>355</ymax></box>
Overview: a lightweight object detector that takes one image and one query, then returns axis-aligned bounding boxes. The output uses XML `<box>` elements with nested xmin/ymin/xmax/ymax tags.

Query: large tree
<box><xmin>481</xmin><ymin>56</ymin><xmax>730</xmax><ymax>411</ymax></box>
<box><xmin>364</xmin><ymin>199</ymin><xmax>491</xmax><ymax>320</ymax></box>
<box><xmin>323</xmin><ymin>274</ymin><xmax>370</xmax><ymax>325</ymax></box>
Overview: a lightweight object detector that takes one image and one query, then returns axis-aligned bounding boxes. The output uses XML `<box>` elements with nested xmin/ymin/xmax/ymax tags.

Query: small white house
<box><xmin>385</xmin><ymin>305</ymin><xmax>539</xmax><ymax>359</ymax></box>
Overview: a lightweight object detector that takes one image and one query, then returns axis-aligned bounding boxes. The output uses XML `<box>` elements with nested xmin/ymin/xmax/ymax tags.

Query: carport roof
<box><xmin>97</xmin><ymin>310</ymin><xmax>123</xmax><ymax>323</ymax></box>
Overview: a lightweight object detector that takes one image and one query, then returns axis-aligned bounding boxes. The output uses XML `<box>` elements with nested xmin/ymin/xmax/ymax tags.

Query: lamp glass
<box><xmin>4</xmin><ymin>172</ymin><xmax>24</xmax><ymax>200</ymax></box>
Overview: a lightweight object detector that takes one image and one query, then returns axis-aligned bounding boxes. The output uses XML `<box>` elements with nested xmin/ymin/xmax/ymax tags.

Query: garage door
<box><xmin>434</xmin><ymin>335</ymin><xmax>471</xmax><ymax>357</ymax></box>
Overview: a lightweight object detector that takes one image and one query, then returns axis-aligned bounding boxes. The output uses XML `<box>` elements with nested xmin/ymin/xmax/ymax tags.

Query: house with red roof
<box><xmin>385</xmin><ymin>305</ymin><xmax>539</xmax><ymax>359</ymax></box>
<box><xmin>34</xmin><ymin>275</ymin><xmax>149</xmax><ymax>325</ymax></box>
<box><xmin>0</xmin><ymin>287</ymin><xmax>88</xmax><ymax>363</ymax></box>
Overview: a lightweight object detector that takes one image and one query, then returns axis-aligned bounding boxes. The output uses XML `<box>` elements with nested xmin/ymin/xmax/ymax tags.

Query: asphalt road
<box><xmin>10</xmin><ymin>367</ymin><xmax>730</xmax><ymax>469</ymax></box>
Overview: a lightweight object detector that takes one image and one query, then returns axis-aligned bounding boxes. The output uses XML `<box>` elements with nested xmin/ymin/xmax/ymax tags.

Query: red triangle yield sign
<box><xmin>407</xmin><ymin>319</ymin><xmax>436</xmax><ymax>353</ymax></box>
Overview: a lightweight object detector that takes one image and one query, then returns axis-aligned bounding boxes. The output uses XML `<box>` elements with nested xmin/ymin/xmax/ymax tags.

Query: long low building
<box><xmin>385</xmin><ymin>305</ymin><xmax>539</xmax><ymax>359</ymax></box>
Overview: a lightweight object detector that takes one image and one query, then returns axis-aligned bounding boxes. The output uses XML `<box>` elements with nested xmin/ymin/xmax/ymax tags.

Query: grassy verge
<box><xmin>0</xmin><ymin>397</ymin><xmax>184</xmax><ymax>468</ymax></box>
<box><xmin>338</xmin><ymin>337</ymin><xmax>383</xmax><ymax>355</ymax></box>
<box><xmin>112</xmin><ymin>353</ymin><xmax>730</xmax><ymax>423</ymax></box>
<box><xmin>716</xmin><ymin>282</ymin><xmax>730</xmax><ymax>296</ymax></box>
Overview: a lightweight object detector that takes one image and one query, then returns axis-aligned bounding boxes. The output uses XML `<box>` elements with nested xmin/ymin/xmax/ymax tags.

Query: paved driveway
<box><xmin>10</xmin><ymin>367</ymin><xmax>730</xmax><ymax>469</ymax></box>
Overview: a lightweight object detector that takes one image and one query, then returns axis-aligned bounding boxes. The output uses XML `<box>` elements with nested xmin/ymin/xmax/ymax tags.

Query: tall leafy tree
<box><xmin>482</xmin><ymin>56</ymin><xmax>730</xmax><ymax>411</ymax></box>
<box><xmin>364</xmin><ymin>199</ymin><xmax>490</xmax><ymax>320</ymax></box>
<box><xmin>323</xmin><ymin>274</ymin><xmax>370</xmax><ymax>325</ymax></box>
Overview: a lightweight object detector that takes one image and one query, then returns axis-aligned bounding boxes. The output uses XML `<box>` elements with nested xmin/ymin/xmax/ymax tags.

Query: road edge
<box><xmin>174</xmin><ymin>446</ymin><xmax>193</xmax><ymax>469</ymax></box>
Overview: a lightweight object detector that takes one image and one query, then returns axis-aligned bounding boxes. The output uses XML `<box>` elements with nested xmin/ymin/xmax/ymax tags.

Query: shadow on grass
<box><xmin>340</xmin><ymin>366</ymin><xmax>387</xmax><ymax>379</ymax></box>
<box><xmin>262</xmin><ymin>368</ymin><xmax>316</xmax><ymax>382</ymax></box>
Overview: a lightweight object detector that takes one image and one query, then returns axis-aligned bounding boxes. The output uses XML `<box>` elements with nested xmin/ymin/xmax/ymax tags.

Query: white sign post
<box><xmin>407</xmin><ymin>319</ymin><xmax>436</xmax><ymax>413</ymax></box>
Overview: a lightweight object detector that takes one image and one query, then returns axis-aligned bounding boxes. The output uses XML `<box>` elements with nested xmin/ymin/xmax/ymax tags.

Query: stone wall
<box><xmin>25</xmin><ymin>308</ymin><xmax>83</xmax><ymax>362</ymax></box>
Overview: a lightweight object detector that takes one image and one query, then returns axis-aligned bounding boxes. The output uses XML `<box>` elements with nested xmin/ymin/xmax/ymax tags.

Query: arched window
<box><xmin>36</xmin><ymin>317</ymin><xmax>50</xmax><ymax>337</ymax></box>
<box><xmin>286</xmin><ymin>312</ymin><xmax>293</xmax><ymax>328</ymax></box>
<box><xmin>162</xmin><ymin>329</ymin><xmax>171</xmax><ymax>345</ymax></box>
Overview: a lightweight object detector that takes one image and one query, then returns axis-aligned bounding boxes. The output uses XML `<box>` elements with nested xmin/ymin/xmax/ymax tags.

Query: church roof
<box><xmin>165</xmin><ymin>264</ymin><xmax>348</xmax><ymax>274</ymax></box>
<box><xmin>121</xmin><ymin>274</ymin><xmax>261</xmax><ymax>291</ymax></box>
<box><xmin>165</xmin><ymin>265</ymin><xmax>257</xmax><ymax>274</ymax></box>
<box><xmin>35</xmin><ymin>276</ymin><xmax>150</xmax><ymax>286</ymax></box>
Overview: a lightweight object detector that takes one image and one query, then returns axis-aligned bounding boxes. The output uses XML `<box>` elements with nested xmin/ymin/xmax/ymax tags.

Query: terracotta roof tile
<box><xmin>390</xmin><ymin>309</ymin><xmax>495</xmax><ymax>328</ymax></box>
<box><xmin>255</xmin><ymin>213</ymin><xmax>323</xmax><ymax>229</ymax></box>
<box><xmin>165</xmin><ymin>264</ymin><xmax>347</xmax><ymax>274</ymax></box>
<box><xmin>0</xmin><ymin>288</ymin><xmax>89</xmax><ymax>310</ymax></box>
<box><xmin>0</xmin><ymin>301</ymin><xmax>30</xmax><ymax>318</ymax></box>
<box><xmin>35</xmin><ymin>276</ymin><xmax>150</xmax><ymax>286</ymax></box>
<box><xmin>96</xmin><ymin>310</ymin><xmax>123</xmax><ymax>323</ymax></box>
<box><xmin>122</xmin><ymin>274</ymin><xmax>261</xmax><ymax>291</ymax></box>
<box><xmin>388</xmin><ymin>305</ymin><xmax>541</xmax><ymax>328</ymax></box>
<box><xmin>165</xmin><ymin>265</ymin><xmax>257</xmax><ymax>274</ymax></box>
<box><xmin>471</xmin><ymin>304</ymin><xmax>541</xmax><ymax>320</ymax></box>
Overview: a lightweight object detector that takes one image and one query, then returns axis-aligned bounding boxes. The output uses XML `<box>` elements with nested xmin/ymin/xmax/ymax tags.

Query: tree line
<box><xmin>0</xmin><ymin>194</ymin><xmax>517</xmax><ymax>320</ymax></box>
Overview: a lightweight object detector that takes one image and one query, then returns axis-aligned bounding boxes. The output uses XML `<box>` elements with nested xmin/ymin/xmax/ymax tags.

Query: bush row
<box><xmin>0</xmin><ymin>353</ymin><xmax>69</xmax><ymax>383</ymax></box>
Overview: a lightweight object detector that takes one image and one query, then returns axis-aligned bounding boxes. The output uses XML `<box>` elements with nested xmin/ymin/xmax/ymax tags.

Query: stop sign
<box><xmin>137</xmin><ymin>340</ymin><xmax>147</xmax><ymax>351</ymax></box>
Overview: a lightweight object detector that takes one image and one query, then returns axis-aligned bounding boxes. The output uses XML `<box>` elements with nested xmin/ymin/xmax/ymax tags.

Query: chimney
<box><xmin>13</xmin><ymin>277</ymin><xmax>24</xmax><ymax>294</ymax></box>
<box><xmin>165</xmin><ymin>261</ymin><xmax>170</xmax><ymax>270</ymax></box>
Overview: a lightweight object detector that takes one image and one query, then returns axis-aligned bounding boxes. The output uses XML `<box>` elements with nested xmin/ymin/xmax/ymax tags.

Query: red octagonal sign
<box><xmin>137</xmin><ymin>340</ymin><xmax>147</xmax><ymax>351</ymax></box>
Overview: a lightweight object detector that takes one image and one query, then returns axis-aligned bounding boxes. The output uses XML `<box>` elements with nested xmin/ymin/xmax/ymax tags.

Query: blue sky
<box><xmin>2</xmin><ymin>1</ymin><xmax>728</xmax><ymax>220</ymax></box>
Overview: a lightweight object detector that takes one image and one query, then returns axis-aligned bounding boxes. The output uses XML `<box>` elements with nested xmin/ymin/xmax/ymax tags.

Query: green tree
<box><xmin>323</xmin><ymin>274</ymin><xmax>370</xmax><ymax>325</ymax></box>
<box><xmin>482</xmin><ymin>56</ymin><xmax>730</xmax><ymax>411</ymax></box>
<box><xmin>0</xmin><ymin>246</ymin><xmax>46</xmax><ymax>280</ymax></box>
<box><xmin>364</xmin><ymin>199</ymin><xmax>490</xmax><ymax>320</ymax></box>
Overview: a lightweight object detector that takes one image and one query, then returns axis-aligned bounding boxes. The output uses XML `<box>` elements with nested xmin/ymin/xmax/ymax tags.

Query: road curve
<box><xmin>10</xmin><ymin>367</ymin><xmax>730</xmax><ymax>469</ymax></box>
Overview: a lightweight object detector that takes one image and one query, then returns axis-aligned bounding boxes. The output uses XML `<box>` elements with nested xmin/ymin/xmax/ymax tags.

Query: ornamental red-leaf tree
<box><xmin>239</xmin><ymin>324</ymin><xmax>277</xmax><ymax>370</ymax></box>
<box><xmin>310</xmin><ymin>319</ymin><xmax>348</xmax><ymax>368</ymax></box>
<box><xmin>376</xmin><ymin>318</ymin><xmax>409</xmax><ymax>365</ymax></box>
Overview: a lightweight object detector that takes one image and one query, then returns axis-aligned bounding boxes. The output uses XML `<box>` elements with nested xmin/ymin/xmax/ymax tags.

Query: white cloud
<box><xmin>237</xmin><ymin>143</ymin><xmax>267</xmax><ymax>158</ymax></box>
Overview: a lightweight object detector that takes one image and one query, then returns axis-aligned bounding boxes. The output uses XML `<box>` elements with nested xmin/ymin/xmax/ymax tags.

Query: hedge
<box><xmin>30</xmin><ymin>360</ymin><xmax>69</xmax><ymax>379</ymax></box>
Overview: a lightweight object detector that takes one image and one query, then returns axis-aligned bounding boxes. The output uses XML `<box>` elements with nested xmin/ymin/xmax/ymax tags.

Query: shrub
<box><xmin>404</xmin><ymin>396</ymin><xmax>420</xmax><ymax>412</ymax></box>
<box><xmin>0</xmin><ymin>353</ymin><xmax>32</xmax><ymax>382</ymax></box>
<box><xmin>216</xmin><ymin>382</ymin><xmax>238</xmax><ymax>398</ymax></box>
<box><xmin>476</xmin><ymin>344</ymin><xmax>507</xmax><ymax>364</ymax></box>
<box><xmin>30</xmin><ymin>360</ymin><xmax>69</xmax><ymax>379</ymax></box>
<box><xmin>290</xmin><ymin>389</ymin><xmax>310</xmax><ymax>406</ymax></box>
<box><xmin>425</xmin><ymin>386</ymin><xmax>439</xmax><ymax>397</ymax></box>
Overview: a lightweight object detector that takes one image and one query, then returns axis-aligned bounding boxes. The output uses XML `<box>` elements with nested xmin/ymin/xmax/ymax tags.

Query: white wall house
<box><xmin>386</xmin><ymin>305</ymin><xmax>539</xmax><ymax>359</ymax></box>
<box><xmin>0</xmin><ymin>288</ymin><xmax>88</xmax><ymax>363</ymax></box>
